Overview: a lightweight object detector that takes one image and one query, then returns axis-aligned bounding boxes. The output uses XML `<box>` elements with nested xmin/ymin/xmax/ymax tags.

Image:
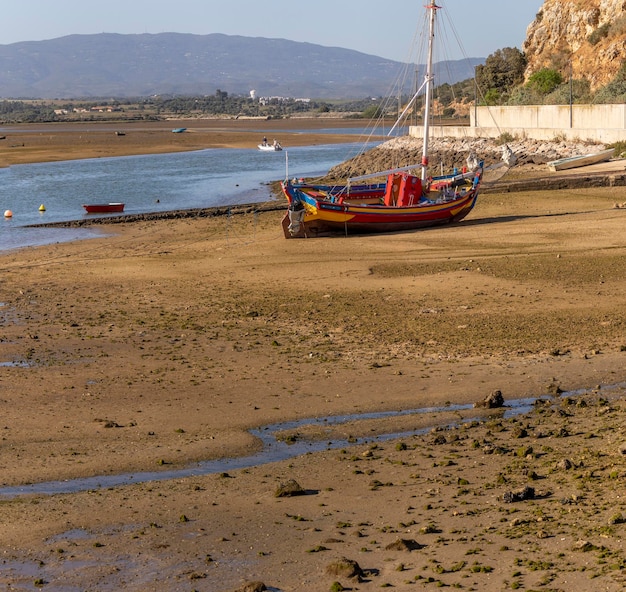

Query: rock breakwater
<box><xmin>326</xmin><ymin>136</ymin><xmax>609</xmax><ymax>180</ymax></box>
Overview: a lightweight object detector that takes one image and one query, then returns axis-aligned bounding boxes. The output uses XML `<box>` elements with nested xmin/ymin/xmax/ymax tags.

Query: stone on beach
<box><xmin>475</xmin><ymin>389</ymin><xmax>505</xmax><ymax>408</ymax></box>
<box><xmin>274</xmin><ymin>478</ymin><xmax>306</xmax><ymax>497</ymax></box>
<box><xmin>325</xmin><ymin>557</ymin><xmax>365</xmax><ymax>580</ymax></box>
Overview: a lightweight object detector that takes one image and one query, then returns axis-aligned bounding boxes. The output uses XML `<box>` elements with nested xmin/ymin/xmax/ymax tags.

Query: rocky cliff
<box><xmin>524</xmin><ymin>0</ymin><xmax>626</xmax><ymax>90</ymax></box>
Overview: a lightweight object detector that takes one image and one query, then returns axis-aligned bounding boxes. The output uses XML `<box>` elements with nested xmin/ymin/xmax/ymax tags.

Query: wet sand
<box><xmin>1</xmin><ymin>119</ymin><xmax>626</xmax><ymax>591</ymax></box>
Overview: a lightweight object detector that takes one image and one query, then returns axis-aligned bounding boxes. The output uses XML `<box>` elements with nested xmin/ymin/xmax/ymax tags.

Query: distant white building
<box><xmin>257</xmin><ymin>96</ymin><xmax>311</xmax><ymax>106</ymax></box>
<box><xmin>250</xmin><ymin>90</ymin><xmax>256</xmax><ymax>100</ymax></box>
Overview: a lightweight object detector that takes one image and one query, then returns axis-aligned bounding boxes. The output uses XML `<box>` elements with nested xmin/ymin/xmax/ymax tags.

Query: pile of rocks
<box><xmin>326</xmin><ymin>136</ymin><xmax>609</xmax><ymax>181</ymax></box>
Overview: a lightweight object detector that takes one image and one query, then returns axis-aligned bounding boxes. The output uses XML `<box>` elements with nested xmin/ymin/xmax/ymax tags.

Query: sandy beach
<box><xmin>1</xmin><ymin>119</ymin><xmax>626</xmax><ymax>591</ymax></box>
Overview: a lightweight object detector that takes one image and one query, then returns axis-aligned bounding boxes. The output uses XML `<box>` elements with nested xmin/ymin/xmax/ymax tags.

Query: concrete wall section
<box><xmin>409</xmin><ymin>105</ymin><xmax>626</xmax><ymax>143</ymax></box>
<box><xmin>473</xmin><ymin>105</ymin><xmax>626</xmax><ymax>131</ymax></box>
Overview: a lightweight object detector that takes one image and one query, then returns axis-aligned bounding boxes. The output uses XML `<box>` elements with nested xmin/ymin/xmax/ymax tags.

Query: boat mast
<box><xmin>421</xmin><ymin>2</ymin><xmax>439</xmax><ymax>184</ymax></box>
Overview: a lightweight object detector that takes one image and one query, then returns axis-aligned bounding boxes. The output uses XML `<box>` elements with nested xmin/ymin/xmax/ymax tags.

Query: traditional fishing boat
<box><xmin>281</xmin><ymin>2</ymin><xmax>486</xmax><ymax>238</ymax></box>
<box><xmin>83</xmin><ymin>202</ymin><xmax>125</xmax><ymax>214</ymax></box>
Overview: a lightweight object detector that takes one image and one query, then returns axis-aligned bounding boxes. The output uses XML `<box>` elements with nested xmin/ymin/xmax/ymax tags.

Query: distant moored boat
<box><xmin>82</xmin><ymin>202</ymin><xmax>125</xmax><ymax>214</ymax></box>
<box><xmin>258</xmin><ymin>139</ymin><xmax>283</xmax><ymax>151</ymax></box>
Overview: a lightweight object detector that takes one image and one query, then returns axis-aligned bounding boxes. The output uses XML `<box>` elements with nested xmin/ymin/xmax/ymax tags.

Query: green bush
<box><xmin>526</xmin><ymin>69</ymin><xmax>563</xmax><ymax>95</ymax></box>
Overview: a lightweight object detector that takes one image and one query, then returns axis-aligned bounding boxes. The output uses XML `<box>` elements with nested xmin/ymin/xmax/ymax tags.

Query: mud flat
<box><xmin>1</xmin><ymin>123</ymin><xmax>626</xmax><ymax>590</ymax></box>
<box><xmin>0</xmin><ymin>117</ymin><xmax>378</xmax><ymax>166</ymax></box>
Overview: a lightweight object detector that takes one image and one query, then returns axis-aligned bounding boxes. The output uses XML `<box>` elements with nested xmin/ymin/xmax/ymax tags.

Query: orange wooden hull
<box><xmin>281</xmin><ymin>171</ymin><xmax>481</xmax><ymax>238</ymax></box>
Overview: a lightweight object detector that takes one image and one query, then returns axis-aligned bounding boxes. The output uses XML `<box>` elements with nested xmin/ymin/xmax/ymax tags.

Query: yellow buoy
<box><xmin>4</xmin><ymin>210</ymin><xmax>12</xmax><ymax>218</ymax></box>
<box><xmin>39</xmin><ymin>204</ymin><xmax>46</xmax><ymax>212</ymax></box>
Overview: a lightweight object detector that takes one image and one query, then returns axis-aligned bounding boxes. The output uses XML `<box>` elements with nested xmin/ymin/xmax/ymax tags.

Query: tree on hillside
<box><xmin>475</xmin><ymin>47</ymin><xmax>526</xmax><ymax>104</ymax></box>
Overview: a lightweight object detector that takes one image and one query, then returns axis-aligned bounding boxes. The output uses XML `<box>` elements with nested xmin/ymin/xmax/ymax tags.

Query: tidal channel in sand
<box><xmin>4</xmin><ymin>384</ymin><xmax>622</xmax><ymax>499</ymax></box>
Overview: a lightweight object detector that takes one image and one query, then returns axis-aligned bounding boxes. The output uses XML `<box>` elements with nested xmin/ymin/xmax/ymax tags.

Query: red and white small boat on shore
<box><xmin>82</xmin><ymin>202</ymin><xmax>125</xmax><ymax>214</ymax></box>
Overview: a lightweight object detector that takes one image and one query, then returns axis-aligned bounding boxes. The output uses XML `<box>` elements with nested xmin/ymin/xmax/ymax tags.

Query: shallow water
<box><xmin>0</xmin><ymin>141</ymin><xmax>376</xmax><ymax>252</ymax></box>
<box><xmin>0</xmin><ymin>382</ymin><xmax>622</xmax><ymax>499</ymax></box>
<box><xmin>0</xmin><ymin>395</ymin><xmax>548</xmax><ymax>498</ymax></box>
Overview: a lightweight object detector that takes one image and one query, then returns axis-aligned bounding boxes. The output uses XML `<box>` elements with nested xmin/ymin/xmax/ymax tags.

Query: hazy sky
<box><xmin>3</xmin><ymin>1</ymin><xmax>545</xmax><ymax>61</ymax></box>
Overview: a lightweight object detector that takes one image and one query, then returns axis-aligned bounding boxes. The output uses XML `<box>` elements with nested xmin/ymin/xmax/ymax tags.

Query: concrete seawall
<box><xmin>411</xmin><ymin>104</ymin><xmax>626</xmax><ymax>143</ymax></box>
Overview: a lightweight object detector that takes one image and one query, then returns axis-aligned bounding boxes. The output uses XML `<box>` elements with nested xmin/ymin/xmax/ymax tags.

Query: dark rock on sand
<box><xmin>503</xmin><ymin>486</ymin><xmax>535</xmax><ymax>503</ymax></box>
<box><xmin>511</xmin><ymin>426</ymin><xmax>528</xmax><ymax>438</ymax></box>
<box><xmin>274</xmin><ymin>478</ymin><xmax>305</xmax><ymax>497</ymax></box>
<box><xmin>546</xmin><ymin>380</ymin><xmax>564</xmax><ymax>396</ymax></box>
<box><xmin>233</xmin><ymin>582</ymin><xmax>266</xmax><ymax>592</ymax></box>
<box><xmin>475</xmin><ymin>389</ymin><xmax>505</xmax><ymax>408</ymax></box>
<box><xmin>432</xmin><ymin>433</ymin><xmax>448</xmax><ymax>445</ymax></box>
<box><xmin>557</xmin><ymin>458</ymin><xmax>574</xmax><ymax>470</ymax></box>
<box><xmin>573</xmin><ymin>540</ymin><xmax>599</xmax><ymax>552</ymax></box>
<box><xmin>385</xmin><ymin>538</ymin><xmax>425</xmax><ymax>551</ymax></box>
<box><xmin>325</xmin><ymin>557</ymin><xmax>365</xmax><ymax>580</ymax></box>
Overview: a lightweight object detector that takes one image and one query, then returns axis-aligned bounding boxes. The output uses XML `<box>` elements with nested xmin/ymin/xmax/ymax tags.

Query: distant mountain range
<box><xmin>0</xmin><ymin>33</ymin><xmax>483</xmax><ymax>100</ymax></box>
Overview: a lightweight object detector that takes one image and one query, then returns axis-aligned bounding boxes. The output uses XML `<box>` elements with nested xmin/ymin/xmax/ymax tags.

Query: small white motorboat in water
<box><xmin>258</xmin><ymin>140</ymin><xmax>283</xmax><ymax>151</ymax></box>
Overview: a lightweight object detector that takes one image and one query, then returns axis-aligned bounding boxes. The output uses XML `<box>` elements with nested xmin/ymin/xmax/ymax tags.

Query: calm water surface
<box><xmin>0</xmin><ymin>141</ymin><xmax>376</xmax><ymax>252</ymax></box>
